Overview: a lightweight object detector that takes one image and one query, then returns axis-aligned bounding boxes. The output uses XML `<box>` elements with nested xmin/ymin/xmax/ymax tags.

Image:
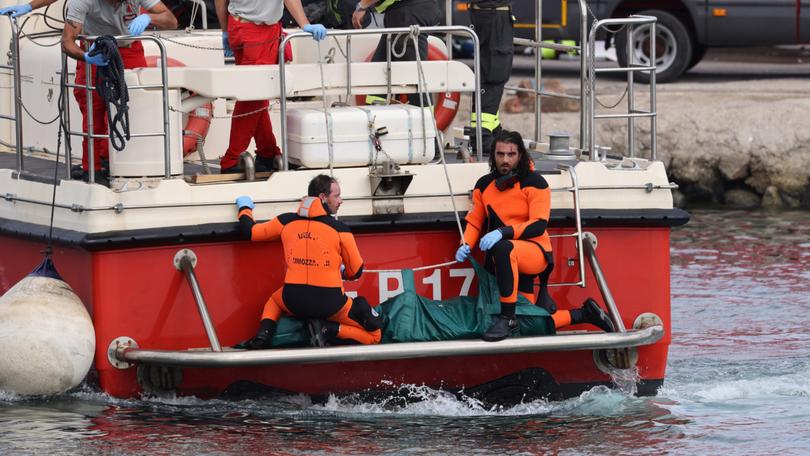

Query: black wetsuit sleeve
<box><xmin>237</xmin><ymin>209</ymin><xmax>255</xmax><ymax>240</ymax></box>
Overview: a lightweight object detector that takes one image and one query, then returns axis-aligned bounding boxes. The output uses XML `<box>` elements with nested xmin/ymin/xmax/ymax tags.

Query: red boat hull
<box><xmin>0</xmin><ymin>226</ymin><xmax>671</xmax><ymax>400</ymax></box>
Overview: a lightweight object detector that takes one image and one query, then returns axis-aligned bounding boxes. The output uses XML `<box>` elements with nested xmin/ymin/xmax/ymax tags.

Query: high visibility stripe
<box><xmin>365</xmin><ymin>95</ymin><xmax>387</xmax><ymax>105</ymax></box>
<box><xmin>541</xmin><ymin>40</ymin><xmax>556</xmax><ymax>59</ymax></box>
<box><xmin>470</xmin><ymin>111</ymin><xmax>500</xmax><ymax>132</ymax></box>
<box><xmin>561</xmin><ymin>40</ymin><xmax>577</xmax><ymax>56</ymax></box>
<box><xmin>375</xmin><ymin>0</ymin><xmax>400</xmax><ymax>13</ymax></box>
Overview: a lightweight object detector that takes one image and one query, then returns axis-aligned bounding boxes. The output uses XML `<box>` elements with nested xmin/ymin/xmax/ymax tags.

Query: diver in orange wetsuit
<box><xmin>455</xmin><ymin>129</ymin><xmax>615</xmax><ymax>341</ymax></box>
<box><xmin>233</xmin><ymin>174</ymin><xmax>382</xmax><ymax>349</ymax></box>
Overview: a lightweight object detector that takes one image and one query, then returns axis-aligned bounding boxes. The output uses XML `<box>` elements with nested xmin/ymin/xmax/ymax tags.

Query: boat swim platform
<box><xmin>111</xmin><ymin>325</ymin><xmax>664</xmax><ymax>369</ymax></box>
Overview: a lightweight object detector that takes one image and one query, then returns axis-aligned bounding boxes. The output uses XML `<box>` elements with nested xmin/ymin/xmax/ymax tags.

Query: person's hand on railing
<box><xmin>0</xmin><ymin>3</ymin><xmax>33</xmax><ymax>18</ymax></box>
<box><xmin>235</xmin><ymin>195</ymin><xmax>254</xmax><ymax>210</ymax></box>
<box><xmin>221</xmin><ymin>32</ymin><xmax>233</xmax><ymax>57</ymax></box>
<box><xmin>303</xmin><ymin>24</ymin><xmax>327</xmax><ymax>41</ymax></box>
<box><xmin>127</xmin><ymin>14</ymin><xmax>152</xmax><ymax>36</ymax></box>
<box><xmin>83</xmin><ymin>43</ymin><xmax>109</xmax><ymax>67</ymax></box>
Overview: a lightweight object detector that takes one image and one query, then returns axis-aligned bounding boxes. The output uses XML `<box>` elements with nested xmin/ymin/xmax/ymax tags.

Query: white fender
<box><xmin>0</xmin><ymin>269</ymin><xmax>95</xmax><ymax>396</ymax></box>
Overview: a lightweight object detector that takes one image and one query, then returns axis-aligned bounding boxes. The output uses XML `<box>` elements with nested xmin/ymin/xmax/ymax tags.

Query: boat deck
<box><xmin>1</xmin><ymin>150</ymin><xmax>222</xmax><ymax>184</ymax></box>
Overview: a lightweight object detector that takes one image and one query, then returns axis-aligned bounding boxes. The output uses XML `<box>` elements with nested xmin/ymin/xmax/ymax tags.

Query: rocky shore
<box><xmin>450</xmin><ymin>77</ymin><xmax>810</xmax><ymax>209</ymax></box>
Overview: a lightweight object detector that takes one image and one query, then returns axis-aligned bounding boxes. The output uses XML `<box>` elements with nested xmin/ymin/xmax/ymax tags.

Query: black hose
<box><xmin>88</xmin><ymin>36</ymin><xmax>130</xmax><ymax>151</ymax></box>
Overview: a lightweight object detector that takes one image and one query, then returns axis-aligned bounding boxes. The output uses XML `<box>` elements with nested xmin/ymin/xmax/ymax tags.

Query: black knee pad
<box><xmin>348</xmin><ymin>296</ymin><xmax>383</xmax><ymax>331</ymax></box>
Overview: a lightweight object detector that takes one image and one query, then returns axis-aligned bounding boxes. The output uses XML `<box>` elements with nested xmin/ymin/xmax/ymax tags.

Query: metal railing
<box><xmin>173</xmin><ymin>249</ymin><xmax>222</xmax><ymax>351</ymax></box>
<box><xmin>587</xmin><ymin>15</ymin><xmax>658</xmax><ymax>161</ymax></box>
<box><xmin>277</xmin><ymin>26</ymin><xmax>483</xmax><ymax>170</ymax></box>
<box><xmin>61</xmin><ymin>34</ymin><xmax>172</xmax><ymax>183</ymax></box>
<box><xmin>549</xmin><ymin>163</ymin><xmax>586</xmax><ymax>288</ymax></box>
<box><xmin>1</xmin><ymin>15</ymin><xmax>24</xmax><ymax>172</ymax></box>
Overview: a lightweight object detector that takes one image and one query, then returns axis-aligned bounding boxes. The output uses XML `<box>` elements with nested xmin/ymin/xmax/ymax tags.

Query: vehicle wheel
<box><xmin>688</xmin><ymin>43</ymin><xmax>708</xmax><ymax>70</ymax></box>
<box><xmin>615</xmin><ymin>9</ymin><xmax>693</xmax><ymax>83</ymax></box>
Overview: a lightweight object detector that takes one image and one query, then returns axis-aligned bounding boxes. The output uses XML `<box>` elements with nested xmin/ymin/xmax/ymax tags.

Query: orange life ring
<box><xmin>144</xmin><ymin>56</ymin><xmax>213</xmax><ymax>156</ymax></box>
<box><xmin>354</xmin><ymin>44</ymin><xmax>460</xmax><ymax>132</ymax></box>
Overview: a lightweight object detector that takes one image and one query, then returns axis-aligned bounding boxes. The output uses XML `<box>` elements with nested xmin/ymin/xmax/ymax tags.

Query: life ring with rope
<box><xmin>354</xmin><ymin>43</ymin><xmax>460</xmax><ymax>132</ymax></box>
<box><xmin>144</xmin><ymin>56</ymin><xmax>213</xmax><ymax>157</ymax></box>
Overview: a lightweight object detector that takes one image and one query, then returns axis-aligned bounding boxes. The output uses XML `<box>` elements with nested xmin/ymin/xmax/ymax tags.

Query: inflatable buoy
<box><xmin>145</xmin><ymin>56</ymin><xmax>213</xmax><ymax>156</ymax></box>
<box><xmin>355</xmin><ymin>44</ymin><xmax>460</xmax><ymax>131</ymax></box>
<box><xmin>0</xmin><ymin>258</ymin><xmax>94</xmax><ymax>395</ymax></box>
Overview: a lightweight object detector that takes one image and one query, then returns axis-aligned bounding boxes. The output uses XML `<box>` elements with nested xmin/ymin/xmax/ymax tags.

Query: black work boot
<box><xmin>572</xmin><ymin>298</ymin><xmax>615</xmax><ymax>333</ymax></box>
<box><xmin>482</xmin><ymin>315</ymin><xmax>518</xmax><ymax>342</ymax></box>
<box><xmin>234</xmin><ymin>319</ymin><xmax>277</xmax><ymax>350</ymax></box>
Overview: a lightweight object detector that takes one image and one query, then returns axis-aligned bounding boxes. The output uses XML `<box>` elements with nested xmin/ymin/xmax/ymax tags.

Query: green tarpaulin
<box><xmin>269</xmin><ymin>259</ymin><xmax>555</xmax><ymax>347</ymax></box>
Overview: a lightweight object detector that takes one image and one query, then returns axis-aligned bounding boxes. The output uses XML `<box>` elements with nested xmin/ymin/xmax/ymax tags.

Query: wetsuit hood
<box><xmin>297</xmin><ymin>196</ymin><xmax>329</xmax><ymax>218</ymax></box>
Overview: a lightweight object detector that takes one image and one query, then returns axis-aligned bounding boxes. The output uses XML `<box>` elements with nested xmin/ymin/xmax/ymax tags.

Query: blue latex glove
<box><xmin>455</xmin><ymin>244</ymin><xmax>471</xmax><ymax>263</ymax></box>
<box><xmin>479</xmin><ymin>229</ymin><xmax>504</xmax><ymax>251</ymax></box>
<box><xmin>303</xmin><ymin>24</ymin><xmax>327</xmax><ymax>41</ymax></box>
<box><xmin>0</xmin><ymin>3</ymin><xmax>33</xmax><ymax>18</ymax></box>
<box><xmin>235</xmin><ymin>195</ymin><xmax>254</xmax><ymax>210</ymax></box>
<box><xmin>221</xmin><ymin>32</ymin><xmax>233</xmax><ymax>57</ymax></box>
<box><xmin>127</xmin><ymin>13</ymin><xmax>151</xmax><ymax>36</ymax></box>
<box><xmin>83</xmin><ymin>44</ymin><xmax>109</xmax><ymax>67</ymax></box>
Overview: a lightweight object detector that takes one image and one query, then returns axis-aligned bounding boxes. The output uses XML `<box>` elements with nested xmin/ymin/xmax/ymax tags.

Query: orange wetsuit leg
<box><xmin>551</xmin><ymin>310</ymin><xmax>572</xmax><ymax>328</ymax></box>
<box><xmin>491</xmin><ymin>240</ymin><xmax>549</xmax><ymax>304</ymax></box>
<box><xmin>327</xmin><ymin>297</ymin><xmax>382</xmax><ymax>345</ymax></box>
<box><xmin>260</xmin><ymin>287</ymin><xmax>291</xmax><ymax>322</ymax></box>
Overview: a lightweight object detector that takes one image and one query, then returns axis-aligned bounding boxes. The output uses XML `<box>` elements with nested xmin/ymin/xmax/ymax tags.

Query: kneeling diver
<box><xmin>234</xmin><ymin>174</ymin><xmax>382</xmax><ymax>349</ymax></box>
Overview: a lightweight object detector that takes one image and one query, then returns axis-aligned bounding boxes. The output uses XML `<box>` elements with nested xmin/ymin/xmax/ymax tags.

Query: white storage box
<box><xmin>286</xmin><ymin>105</ymin><xmax>437</xmax><ymax>168</ymax></box>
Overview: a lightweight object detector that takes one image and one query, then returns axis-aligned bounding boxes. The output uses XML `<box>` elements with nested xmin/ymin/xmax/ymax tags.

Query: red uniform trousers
<box><xmin>74</xmin><ymin>41</ymin><xmax>146</xmax><ymax>172</ymax></box>
<box><xmin>220</xmin><ymin>17</ymin><xmax>282</xmax><ymax>169</ymax></box>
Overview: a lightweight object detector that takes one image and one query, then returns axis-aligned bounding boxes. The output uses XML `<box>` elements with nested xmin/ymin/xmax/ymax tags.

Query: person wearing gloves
<box><xmin>233</xmin><ymin>174</ymin><xmax>383</xmax><ymax>349</ymax></box>
<box><xmin>455</xmin><ymin>129</ymin><xmax>615</xmax><ymax>341</ymax></box>
<box><xmin>0</xmin><ymin>0</ymin><xmax>57</xmax><ymax>18</ymax></box>
<box><xmin>61</xmin><ymin>0</ymin><xmax>177</xmax><ymax>183</ymax></box>
<box><xmin>215</xmin><ymin>0</ymin><xmax>326</xmax><ymax>174</ymax></box>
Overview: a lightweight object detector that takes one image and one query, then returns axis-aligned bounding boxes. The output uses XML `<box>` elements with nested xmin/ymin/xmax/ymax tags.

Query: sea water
<box><xmin>2</xmin><ymin>210</ymin><xmax>809</xmax><ymax>455</ymax></box>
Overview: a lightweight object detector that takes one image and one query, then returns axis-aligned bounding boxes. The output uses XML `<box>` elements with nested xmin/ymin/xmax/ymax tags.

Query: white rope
<box><xmin>316</xmin><ymin>39</ymin><xmax>335</xmax><ymax>178</ymax></box>
<box><xmin>408</xmin><ymin>26</ymin><xmax>466</xmax><ymax>245</ymax></box>
<box><xmin>365</xmin><ymin>260</ymin><xmax>459</xmax><ymax>274</ymax></box>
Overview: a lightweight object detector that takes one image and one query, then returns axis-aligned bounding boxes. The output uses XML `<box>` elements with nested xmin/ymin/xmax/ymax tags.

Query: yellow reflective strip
<box><xmin>375</xmin><ymin>0</ymin><xmax>398</xmax><ymax>13</ymax></box>
<box><xmin>470</xmin><ymin>112</ymin><xmax>499</xmax><ymax>131</ymax></box>
<box><xmin>365</xmin><ymin>95</ymin><xmax>387</xmax><ymax>105</ymax></box>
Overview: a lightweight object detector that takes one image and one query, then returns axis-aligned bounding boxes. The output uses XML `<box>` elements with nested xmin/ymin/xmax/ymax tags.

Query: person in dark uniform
<box><xmin>455</xmin><ymin>129</ymin><xmax>615</xmax><ymax>341</ymax></box>
<box><xmin>234</xmin><ymin>174</ymin><xmax>383</xmax><ymax>349</ymax></box>
<box><xmin>467</xmin><ymin>0</ymin><xmax>512</xmax><ymax>154</ymax></box>
<box><xmin>352</xmin><ymin>0</ymin><xmax>442</xmax><ymax>105</ymax></box>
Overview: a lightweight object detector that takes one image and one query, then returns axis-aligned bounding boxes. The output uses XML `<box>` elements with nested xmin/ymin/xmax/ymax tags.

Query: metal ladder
<box><xmin>586</xmin><ymin>15</ymin><xmax>658</xmax><ymax>161</ymax></box>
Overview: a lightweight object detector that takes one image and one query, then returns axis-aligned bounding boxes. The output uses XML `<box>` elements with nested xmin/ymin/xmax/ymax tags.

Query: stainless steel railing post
<box><xmin>10</xmin><ymin>16</ymin><xmax>23</xmax><ymax>172</ymax></box>
<box><xmin>173</xmin><ymin>249</ymin><xmax>222</xmax><ymax>352</ymax></box>
<box><xmin>582</xmin><ymin>232</ymin><xmax>627</xmax><ymax>333</ymax></box>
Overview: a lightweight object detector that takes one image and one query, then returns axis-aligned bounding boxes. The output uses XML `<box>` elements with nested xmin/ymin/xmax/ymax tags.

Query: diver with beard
<box><xmin>454</xmin><ymin>129</ymin><xmax>615</xmax><ymax>341</ymax></box>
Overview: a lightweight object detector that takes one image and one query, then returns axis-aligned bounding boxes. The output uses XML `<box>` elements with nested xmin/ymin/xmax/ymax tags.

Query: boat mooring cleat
<box><xmin>577</xmin><ymin>298</ymin><xmax>615</xmax><ymax>333</ymax></box>
<box><xmin>482</xmin><ymin>315</ymin><xmax>518</xmax><ymax>342</ymax></box>
<box><xmin>233</xmin><ymin>319</ymin><xmax>277</xmax><ymax>350</ymax></box>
